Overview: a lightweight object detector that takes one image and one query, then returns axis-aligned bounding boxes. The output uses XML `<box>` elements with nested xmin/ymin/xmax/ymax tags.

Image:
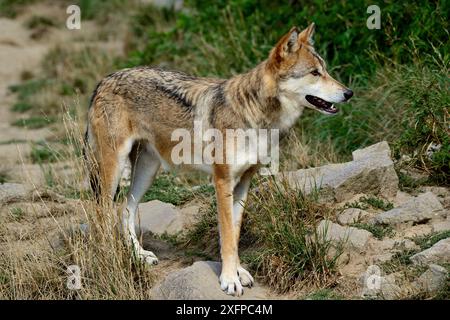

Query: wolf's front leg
<box><xmin>213</xmin><ymin>164</ymin><xmax>243</xmax><ymax>296</ymax></box>
<box><xmin>233</xmin><ymin>166</ymin><xmax>257</xmax><ymax>288</ymax></box>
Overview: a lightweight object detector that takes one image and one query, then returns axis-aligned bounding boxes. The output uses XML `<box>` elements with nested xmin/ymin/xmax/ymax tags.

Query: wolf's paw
<box><xmin>220</xmin><ymin>272</ymin><xmax>244</xmax><ymax>296</ymax></box>
<box><xmin>237</xmin><ymin>265</ymin><xmax>254</xmax><ymax>287</ymax></box>
<box><xmin>139</xmin><ymin>250</ymin><xmax>159</xmax><ymax>265</ymax></box>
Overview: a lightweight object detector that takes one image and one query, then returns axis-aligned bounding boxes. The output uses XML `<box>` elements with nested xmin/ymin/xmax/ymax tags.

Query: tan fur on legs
<box><xmin>232</xmin><ymin>166</ymin><xmax>258</xmax><ymax>287</ymax></box>
<box><xmin>213</xmin><ymin>164</ymin><xmax>243</xmax><ymax>296</ymax></box>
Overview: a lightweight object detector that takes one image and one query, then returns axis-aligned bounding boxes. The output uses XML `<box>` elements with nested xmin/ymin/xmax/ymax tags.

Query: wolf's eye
<box><xmin>311</xmin><ymin>69</ymin><xmax>321</xmax><ymax>76</ymax></box>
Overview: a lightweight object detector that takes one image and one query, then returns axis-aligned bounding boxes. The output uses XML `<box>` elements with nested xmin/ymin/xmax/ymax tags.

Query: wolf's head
<box><xmin>267</xmin><ymin>23</ymin><xmax>353</xmax><ymax>115</ymax></box>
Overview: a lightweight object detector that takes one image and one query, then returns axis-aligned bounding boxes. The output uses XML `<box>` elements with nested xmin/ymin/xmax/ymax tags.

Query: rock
<box><xmin>372</xmin><ymin>192</ymin><xmax>443</xmax><ymax>226</ymax></box>
<box><xmin>432</xmin><ymin>217</ymin><xmax>450</xmax><ymax>233</ymax></box>
<box><xmin>317</xmin><ymin>220</ymin><xmax>373</xmax><ymax>250</ymax></box>
<box><xmin>151</xmin><ymin>261</ymin><xmax>272</xmax><ymax>300</ymax></box>
<box><xmin>393</xmin><ymin>191</ymin><xmax>415</xmax><ymax>207</ymax></box>
<box><xmin>360</xmin><ymin>271</ymin><xmax>402</xmax><ymax>300</ymax></box>
<box><xmin>414</xmin><ymin>264</ymin><xmax>448</xmax><ymax>293</ymax></box>
<box><xmin>371</xmin><ymin>253</ymin><xmax>394</xmax><ymax>264</ymax></box>
<box><xmin>394</xmin><ymin>239</ymin><xmax>419</xmax><ymax>251</ymax></box>
<box><xmin>0</xmin><ymin>183</ymin><xmax>31</xmax><ymax>204</ymax></box>
<box><xmin>136</xmin><ymin>200</ymin><xmax>200</xmax><ymax>236</ymax></box>
<box><xmin>373</xmin><ymin>239</ymin><xmax>396</xmax><ymax>251</ymax></box>
<box><xmin>420</xmin><ymin>186</ymin><xmax>450</xmax><ymax>209</ymax></box>
<box><xmin>337</xmin><ymin>208</ymin><xmax>369</xmax><ymax>225</ymax></box>
<box><xmin>410</xmin><ymin>238</ymin><xmax>450</xmax><ymax>266</ymax></box>
<box><xmin>401</xmin><ymin>225</ymin><xmax>433</xmax><ymax>238</ymax></box>
<box><xmin>280</xmin><ymin>141</ymin><xmax>398</xmax><ymax>202</ymax></box>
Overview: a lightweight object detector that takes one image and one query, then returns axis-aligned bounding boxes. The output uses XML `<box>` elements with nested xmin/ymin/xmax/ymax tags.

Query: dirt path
<box><xmin>0</xmin><ymin>3</ymin><xmax>120</xmax><ymax>185</ymax></box>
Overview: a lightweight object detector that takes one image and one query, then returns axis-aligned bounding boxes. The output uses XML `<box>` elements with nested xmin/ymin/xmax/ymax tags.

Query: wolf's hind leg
<box><xmin>123</xmin><ymin>142</ymin><xmax>161</xmax><ymax>265</ymax></box>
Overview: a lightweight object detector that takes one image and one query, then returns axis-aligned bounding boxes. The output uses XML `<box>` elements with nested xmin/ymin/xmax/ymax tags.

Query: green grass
<box><xmin>9</xmin><ymin>207</ymin><xmax>25</xmax><ymax>221</ymax></box>
<box><xmin>306</xmin><ymin>288</ymin><xmax>343</xmax><ymax>300</ymax></box>
<box><xmin>0</xmin><ymin>172</ymin><xmax>9</xmax><ymax>184</ymax></box>
<box><xmin>11</xmin><ymin>102</ymin><xmax>33</xmax><ymax>113</ymax></box>
<box><xmin>12</xmin><ymin>116</ymin><xmax>55</xmax><ymax>129</ymax></box>
<box><xmin>344</xmin><ymin>196</ymin><xmax>394</xmax><ymax>212</ymax></box>
<box><xmin>30</xmin><ymin>143</ymin><xmax>59</xmax><ymax>163</ymax></box>
<box><xmin>9</xmin><ymin>79</ymin><xmax>50</xmax><ymax>101</ymax></box>
<box><xmin>380</xmin><ymin>249</ymin><xmax>420</xmax><ymax>274</ymax></box>
<box><xmin>349</xmin><ymin>223</ymin><xmax>394</xmax><ymax>240</ymax></box>
<box><xmin>411</xmin><ymin>231</ymin><xmax>450</xmax><ymax>251</ymax></box>
<box><xmin>360</xmin><ymin>196</ymin><xmax>394</xmax><ymax>211</ymax></box>
<box><xmin>398</xmin><ymin>171</ymin><xmax>429</xmax><ymax>192</ymax></box>
<box><xmin>25</xmin><ymin>15</ymin><xmax>56</xmax><ymax>29</ymax></box>
<box><xmin>242</xmin><ymin>178</ymin><xmax>343</xmax><ymax>292</ymax></box>
<box><xmin>380</xmin><ymin>231</ymin><xmax>450</xmax><ymax>285</ymax></box>
<box><xmin>182</xmin><ymin>200</ymin><xmax>218</xmax><ymax>254</ymax></box>
<box><xmin>141</xmin><ymin>174</ymin><xmax>193</xmax><ymax>205</ymax></box>
<box><xmin>0</xmin><ymin>0</ymin><xmax>36</xmax><ymax>18</ymax></box>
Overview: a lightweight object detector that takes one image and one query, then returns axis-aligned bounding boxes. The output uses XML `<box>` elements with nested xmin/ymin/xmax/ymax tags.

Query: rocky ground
<box><xmin>0</xmin><ymin>3</ymin><xmax>448</xmax><ymax>300</ymax></box>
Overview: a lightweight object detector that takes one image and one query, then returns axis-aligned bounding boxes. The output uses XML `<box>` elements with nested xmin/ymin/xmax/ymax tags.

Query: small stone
<box><xmin>137</xmin><ymin>200</ymin><xmax>181</xmax><ymax>235</ymax></box>
<box><xmin>337</xmin><ymin>208</ymin><xmax>369</xmax><ymax>225</ymax></box>
<box><xmin>394</xmin><ymin>239</ymin><xmax>419</xmax><ymax>251</ymax></box>
<box><xmin>431</xmin><ymin>218</ymin><xmax>450</xmax><ymax>233</ymax></box>
<box><xmin>0</xmin><ymin>183</ymin><xmax>30</xmax><ymax>204</ymax></box>
<box><xmin>415</xmin><ymin>264</ymin><xmax>448</xmax><ymax>293</ymax></box>
<box><xmin>372</xmin><ymin>192</ymin><xmax>443</xmax><ymax>226</ymax></box>
<box><xmin>317</xmin><ymin>220</ymin><xmax>373</xmax><ymax>250</ymax></box>
<box><xmin>410</xmin><ymin>238</ymin><xmax>450</xmax><ymax>266</ymax></box>
<box><xmin>151</xmin><ymin>261</ymin><xmax>271</xmax><ymax>300</ymax></box>
<box><xmin>360</xmin><ymin>272</ymin><xmax>402</xmax><ymax>300</ymax></box>
<box><xmin>136</xmin><ymin>201</ymin><xmax>201</xmax><ymax>236</ymax></box>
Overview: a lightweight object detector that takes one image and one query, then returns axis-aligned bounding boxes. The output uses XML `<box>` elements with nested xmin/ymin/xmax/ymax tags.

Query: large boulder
<box><xmin>151</xmin><ymin>261</ymin><xmax>272</xmax><ymax>300</ymax></box>
<box><xmin>410</xmin><ymin>238</ymin><xmax>450</xmax><ymax>266</ymax></box>
<box><xmin>372</xmin><ymin>192</ymin><xmax>444</xmax><ymax>226</ymax></box>
<box><xmin>280</xmin><ymin>141</ymin><xmax>398</xmax><ymax>202</ymax></box>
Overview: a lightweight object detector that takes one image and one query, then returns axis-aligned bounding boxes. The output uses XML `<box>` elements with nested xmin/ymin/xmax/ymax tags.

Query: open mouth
<box><xmin>305</xmin><ymin>95</ymin><xmax>338</xmax><ymax>114</ymax></box>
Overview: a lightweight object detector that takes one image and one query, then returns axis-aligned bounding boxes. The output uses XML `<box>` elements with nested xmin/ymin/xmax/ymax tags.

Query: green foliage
<box><xmin>77</xmin><ymin>0</ymin><xmax>128</xmax><ymax>21</ymax></box>
<box><xmin>9</xmin><ymin>79</ymin><xmax>50</xmax><ymax>101</ymax></box>
<box><xmin>128</xmin><ymin>0</ymin><xmax>448</xmax><ymax>81</ymax></box>
<box><xmin>360</xmin><ymin>196</ymin><xmax>394</xmax><ymax>211</ymax></box>
<box><xmin>12</xmin><ymin>116</ymin><xmax>55</xmax><ymax>129</ymax></box>
<box><xmin>11</xmin><ymin>102</ymin><xmax>32</xmax><ymax>113</ymax></box>
<box><xmin>25</xmin><ymin>15</ymin><xmax>55</xmax><ymax>29</ymax></box>
<box><xmin>0</xmin><ymin>0</ymin><xmax>36</xmax><ymax>18</ymax></box>
<box><xmin>392</xmin><ymin>65</ymin><xmax>449</xmax><ymax>184</ymax></box>
<box><xmin>30</xmin><ymin>143</ymin><xmax>59</xmax><ymax>164</ymax></box>
<box><xmin>141</xmin><ymin>174</ymin><xmax>191</xmax><ymax>205</ymax></box>
<box><xmin>9</xmin><ymin>207</ymin><xmax>25</xmax><ymax>221</ymax></box>
<box><xmin>350</xmin><ymin>223</ymin><xmax>394</xmax><ymax>240</ymax></box>
<box><xmin>306</xmin><ymin>288</ymin><xmax>343</xmax><ymax>300</ymax></box>
<box><xmin>243</xmin><ymin>178</ymin><xmax>343</xmax><ymax>292</ymax></box>
<box><xmin>412</xmin><ymin>231</ymin><xmax>450</xmax><ymax>250</ymax></box>
<box><xmin>398</xmin><ymin>171</ymin><xmax>429</xmax><ymax>192</ymax></box>
<box><xmin>344</xmin><ymin>196</ymin><xmax>394</xmax><ymax>211</ymax></box>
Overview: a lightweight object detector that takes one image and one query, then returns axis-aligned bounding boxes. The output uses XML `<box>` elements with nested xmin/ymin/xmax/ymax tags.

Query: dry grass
<box><xmin>241</xmin><ymin>177</ymin><xmax>344</xmax><ymax>293</ymax></box>
<box><xmin>0</xmin><ymin>112</ymin><xmax>155</xmax><ymax>299</ymax></box>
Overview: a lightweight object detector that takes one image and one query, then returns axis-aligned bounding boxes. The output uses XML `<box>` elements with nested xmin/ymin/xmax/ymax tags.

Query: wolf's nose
<box><xmin>344</xmin><ymin>89</ymin><xmax>354</xmax><ymax>101</ymax></box>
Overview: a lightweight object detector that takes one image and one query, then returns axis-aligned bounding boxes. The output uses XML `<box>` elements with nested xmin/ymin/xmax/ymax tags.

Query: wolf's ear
<box><xmin>277</xmin><ymin>26</ymin><xmax>300</xmax><ymax>57</ymax></box>
<box><xmin>298</xmin><ymin>22</ymin><xmax>315</xmax><ymax>45</ymax></box>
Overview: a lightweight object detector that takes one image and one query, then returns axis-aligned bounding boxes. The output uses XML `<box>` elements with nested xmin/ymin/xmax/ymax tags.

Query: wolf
<box><xmin>84</xmin><ymin>23</ymin><xmax>353</xmax><ymax>296</ymax></box>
